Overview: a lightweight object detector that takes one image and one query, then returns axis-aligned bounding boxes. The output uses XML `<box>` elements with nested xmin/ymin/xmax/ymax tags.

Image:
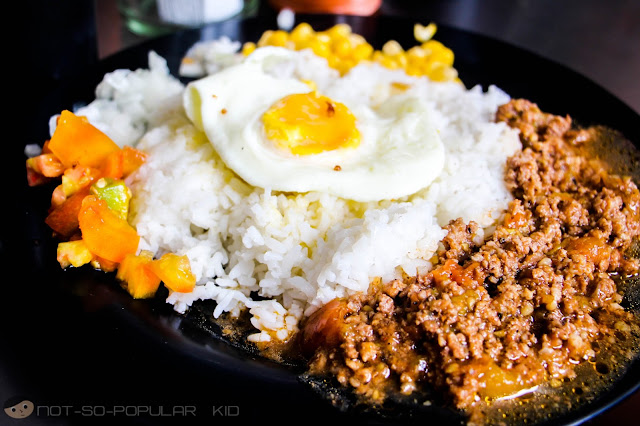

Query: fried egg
<box><xmin>183</xmin><ymin>47</ymin><xmax>445</xmax><ymax>202</ymax></box>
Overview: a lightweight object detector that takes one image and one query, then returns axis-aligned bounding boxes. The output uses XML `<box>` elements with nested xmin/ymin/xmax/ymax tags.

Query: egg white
<box><xmin>183</xmin><ymin>47</ymin><xmax>445</xmax><ymax>202</ymax></box>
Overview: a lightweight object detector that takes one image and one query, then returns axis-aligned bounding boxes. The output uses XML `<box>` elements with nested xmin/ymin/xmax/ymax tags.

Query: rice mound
<box><xmin>71</xmin><ymin>41</ymin><xmax>521</xmax><ymax>343</ymax></box>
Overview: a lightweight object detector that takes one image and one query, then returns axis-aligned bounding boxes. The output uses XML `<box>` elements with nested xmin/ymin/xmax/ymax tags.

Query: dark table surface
<box><xmin>4</xmin><ymin>1</ymin><xmax>640</xmax><ymax>425</ymax></box>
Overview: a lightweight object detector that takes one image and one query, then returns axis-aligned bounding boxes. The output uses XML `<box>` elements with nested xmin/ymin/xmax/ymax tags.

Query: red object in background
<box><xmin>269</xmin><ymin>0</ymin><xmax>382</xmax><ymax>15</ymax></box>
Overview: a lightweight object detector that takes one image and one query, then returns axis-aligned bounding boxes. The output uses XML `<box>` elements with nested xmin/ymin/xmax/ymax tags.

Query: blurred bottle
<box><xmin>118</xmin><ymin>0</ymin><xmax>260</xmax><ymax>36</ymax></box>
<box><xmin>268</xmin><ymin>0</ymin><xmax>382</xmax><ymax>15</ymax></box>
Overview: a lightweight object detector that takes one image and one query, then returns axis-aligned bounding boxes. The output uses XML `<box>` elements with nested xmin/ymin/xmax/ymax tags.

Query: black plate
<box><xmin>6</xmin><ymin>14</ymin><xmax>640</xmax><ymax>426</ymax></box>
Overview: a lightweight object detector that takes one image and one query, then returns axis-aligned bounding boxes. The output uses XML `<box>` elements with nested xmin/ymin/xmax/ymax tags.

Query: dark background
<box><xmin>102</xmin><ymin>0</ymin><xmax>640</xmax><ymax>116</ymax></box>
<box><xmin>3</xmin><ymin>1</ymin><xmax>640</xmax><ymax>425</ymax></box>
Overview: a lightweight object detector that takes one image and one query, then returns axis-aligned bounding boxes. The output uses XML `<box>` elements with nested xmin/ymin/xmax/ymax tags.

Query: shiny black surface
<box><xmin>4</xmin><ymin>13</ymin><xmax>640</xmax><ymax>426</ymax></box>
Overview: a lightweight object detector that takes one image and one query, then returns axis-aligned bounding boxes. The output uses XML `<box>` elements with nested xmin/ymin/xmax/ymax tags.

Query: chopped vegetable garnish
<box><xmin>77</xmin><ymin>195</ymin><xmax>140</xmax><ymax>263</ymax></box>
<box><xmin>101</xmin><ymin>146</ymin><xmax>148</xmax><ymax>179</ymax></box>
<box><xmin>90</xmin><ymin>177</ymin><xmax>132</xmax><ymax>220</ymax></box>
<box><xmin>57</xmin><ymin>240</ymin><xmax>93</xmax><ymax>268</ymax></box>
<box><xmin>60</xmin><ymin>165</ymin><xmax>102</xmax><ymax>198</ymax></box>
<box><xmin>48</xmin><ymin>110</ymin><xmax>120</xmax><ymax>168</ymax></box>
<box><xmin>148</xmin><ymin>253</ymin><xmax>196</xmax><ymax>293</ymax></box>
<box><xmin>28</xmin><ymin>109</ymin><xmax>196</xmax><ymax>299</ymax></box>
<box><xmin>116</xmin><ymin>251</ymin><xmax>161</xmax><ymax>299</ymax></box>
<box><xmin>45</xmin><ymin>186</ymin><xmax>91</xmax><ymax>238</ymax></box>
<box><xmin>26</xmin><ymin>153</ymin><xmax>65</xmax><ymax>178</ymax></box>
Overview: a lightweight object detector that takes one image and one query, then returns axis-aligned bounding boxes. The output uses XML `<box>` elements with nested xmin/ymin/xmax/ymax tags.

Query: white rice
<box><xmin>63</xmin><ymin>40</ymin><xmax>521</xmax><ymax>343</ymax></box>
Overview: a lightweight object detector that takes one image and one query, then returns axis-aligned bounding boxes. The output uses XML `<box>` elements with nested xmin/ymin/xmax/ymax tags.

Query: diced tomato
<box><xmin>49</xmin><ymin>165</ymin><xmax>102</xmax><ymax>209</ymax></box>
<box><xmin>566</xmin><ymin>236</ymin><xmax>612</xmax><ymax>267</ymax></box>
<box><xmin>61</xmin><ymin>165</ymin><xmax>102</xmax><ymax>197</ymax></box>
<box><xmin>42</xmin><ymin>139</ymin><xmax>52</xmax><ymax>154</ymax></box>
<box><xmin>300</xmin><ymin>298</ymin><xmax>349</xmax><ymax>355</ymax></box>
<box><xmin>57</xmin><ymin>240</ymin><xmax>93</xmax><ymax>268</ymax></box>
<box><xmin>90</xmin><ymin>256</ymin><xmax>119</xmax><ymax>273</ymax></box>
<box><xmin>77</xmin><ymin>196</ymin><xmax>139</xmax><ymax>263</ymax></box>
<box><xmin>116</xmin><ymin>251</ymin><xmax>161</xmax><ymax>299</ymax></box>
<box><xmin>26</xmin><ymin>164</ymin><xmax>51</xmax><ymax>187</ymax></box>
<box><xmin>432</xmin><ymin>259</ymin><xmax>478</xmax><ymax>288</ymax></box>
<box><xmin>120</xmin><ymin>146</ymin><xmax>148</xmax><ymax>177</ymax></box>
<box><xmin>45</xmin><ymin>186</ymin><xmax>91</xmax><ymax>238</ymax></box>
<box><xmin>148</xmin><ymin>253</ymin><xmax>196</xmax><ymax>293</ymax></box>
<box><xmin>50</xmin><ymin>185</ymin><xmax>66</xmax><ymax>208</ymax></box>
<box><xmin>48</xmin><ymin>110</ymin><xmax>120</xmax><ymax>168</ymax></box>
<box><xmin>26</xmin><ymin>153</ymin><xmax>65</xmax><ymax>178</ymax></box>
<box><xmin>503</xmin><ymin>210</ymin><xmax>531</xmax><ymax>229</ymax></box>
<box><xmin>101</xmin><ymin>146</ymin><xmax>148</xmax><ymax>179</ymax></box>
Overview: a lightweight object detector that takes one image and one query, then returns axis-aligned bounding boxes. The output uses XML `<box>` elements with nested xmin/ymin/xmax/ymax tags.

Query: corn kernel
<box><xmin>445</xmin><ymin>68</ymin><xmax>459</xmax><ymax>81</ymax></box>
<box><xmin>391</xmin><ymin>82</ymin><xmax>410</xmax><ymax>92</ymax></box>
<box><xmin>349</xmin><ymin>33</ymin><xmax>366</xmax><ymax>46</ymax></box>
<box><xmin>372</xmin><ymin>50</ymin><xmax>385</xmax><ymax>62</ymax></box>
<box><xmin>332</xmin><ymin>37</ymin><xmax>352</xmax><ymax>57</ymax></box>
<box><xmin>408</xmin><ymin>57</ymin><xmax>426</xmax><ymax>70</ymax></box>
<box><xmin>430</xmin><ymin>63</ymin><xmax>457</xmax><ymax>82</ymax></box>
<box><xmin>316</xmin><ymin>33</ymin><xmax>331</xmax><ymax>44</ymax></box>
<box><xmin>327</xmin><ymin>23</ymin><xmax>352</xmax><ymax>39</ymax></box>
<box><xmin>395</xmin><ymin>53</ymin><xmax>408</xmax><ymax>68</ymax></box>
<box><xmin>326</xmin><ymin>55</ymin><xmax>340</xmax><ymax>70</ymax></box>
<box><xmin>382</xmin><ymin>40</ymin><xmax>403</xmax><ymax>56</ymax></box>
<box><xmin>242</xmin><ymin>42</ymin><xmax>256</xmax><ymax>56</ymax></box>
<box><xmin>309</xmin><ymin>39</ymin><xmax>330</xmax><ymax>58</ymax></box>
<box><xmin>341</xmin><ymin>58</ymin><xmax>357</xmax><ymax>72</ymax></box>
<box><xmin>423</xmin><ymin>39</ymin><xmax>445</xmax><ymax>53</ymax></box>
<box><xmin>406</xmin><ymin>66</ymin><xmax>421</xmax><ymax>76</ymax></box>
<box><xmin>296</xmin><ymin>39</ymin><xmax>312</xmax><ymax>50</ymax></box>
<box><xmin>344</xmin><ymin>63</ymin><xmax>357</xmax><ymax>74</ymax></box>
<box><xmin>422</xmin><ymin>56</ymin><xmax>436</xmax><ymax>70</ymax></box>
<box><xmin>290</xmin><ymin>22</ymin><xmax>314</xmax><ymax>43</ymax></box>
<box><xmin>249</xmin><ymin>22</ymin><xmax>458</xmax><ymax>83</ymax></box>
<box><xmin>381</xmin><ymin>56</ymin><xmax>399</xmax><ymax>70</ymax></box>
<box><xmin>354</xmin><ymin>43</ymin><xmax>373</xmax><ymax>60</ymax></box>
<box><xmin>438</xmin><ymin>48</ymin><xmax>455</xmax><ymax>66</ymax></box>
<box><xmin>414</xmin><ymin>22</ymin><xmax>437</xmax><ymax>42</ymax></box>
<box><xmin>407</xmin><ymin>45</ymin><xmax>427</xmax><ymax>59</ymax></box>
<box><xmin>268</xmin><ymin>30</ymin><xmax>290</xmax><ymax>47</ymax></box>
<box><xmin>257</xmin><ymin>30</ymin><xmax>273</xmax><ymax>47</ymax></box>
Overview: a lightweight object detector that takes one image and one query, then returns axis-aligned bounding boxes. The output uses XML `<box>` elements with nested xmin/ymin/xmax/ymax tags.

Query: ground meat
<box><xmin>301</xmin><ymin>99</ymin><xmax>640</xmax><ymax>420</ymax></box>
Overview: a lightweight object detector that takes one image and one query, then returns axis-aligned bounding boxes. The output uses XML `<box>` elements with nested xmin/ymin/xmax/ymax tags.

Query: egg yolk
<box><xmin>262</xmin><ymin>92</ymin><xmax>361</xmax><ymax>155</ymax></box>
